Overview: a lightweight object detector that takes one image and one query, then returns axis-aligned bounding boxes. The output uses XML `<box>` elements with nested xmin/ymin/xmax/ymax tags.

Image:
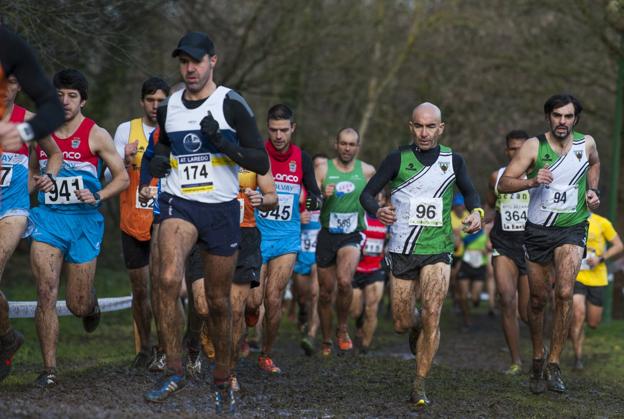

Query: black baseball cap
<box><xmin>172</xmin><ymin>32</ymin><xmax>215</xmax><ymax>61</ymax></box>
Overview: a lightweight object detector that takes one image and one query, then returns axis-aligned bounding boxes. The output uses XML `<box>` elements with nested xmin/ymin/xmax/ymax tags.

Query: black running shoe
<box><xmin>544</xmin><ymin>362</ymin><xmax>566</xmax><ymax>393</ymax></box>
<box><xmin>34</xmin><ymin>368</ymin><xmax>58</xmax><ymax>388</ymax></box>
<box><xmin>0</xmin><ymin>330</ymin><xmax>24</xmax><ymax>382</ymax></box>
<box><xmin>82</xmin><ymin>300</ymin><xmax>101</xmax><ymax>333</ymax></box>
<box><xmin>213</xmin><ymin>382</ymin><xmax>237</xmax><ymax>415</ymax></box>
<box><xmin>408</xmin><ymin>308</ymin><xmax>422</xmax><ymax>356</ymax></box>
<box><xmin>132</xmin><ymin>350</ymin><xmax>152</xmax><ymax>369</ymax></box>
<box><xmin>529</xmin><ymin>356</ymin><xmax>547</xmax><ymax>394</ymax></box>
<box><xmin>148</xmin><ymin>346</ymin><xmax>167</xmax><ymax>372</ymax></box>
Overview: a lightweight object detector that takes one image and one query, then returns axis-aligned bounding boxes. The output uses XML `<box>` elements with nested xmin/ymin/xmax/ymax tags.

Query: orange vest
<box><xmin>119</xmin><ymin>118</ymin><xmax>158</xmax><ymax>241</ymax></box>
<box><xmin>238</xmin><ymin>168</ymin><xmax>257</xmax><ymax>228</ymax></box>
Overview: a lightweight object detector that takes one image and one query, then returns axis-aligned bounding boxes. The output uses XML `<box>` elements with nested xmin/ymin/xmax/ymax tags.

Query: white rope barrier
<box><xmin>8</xmin><ymin>295</ymin><xmax>133</xmax><ymax>318</ymax></box>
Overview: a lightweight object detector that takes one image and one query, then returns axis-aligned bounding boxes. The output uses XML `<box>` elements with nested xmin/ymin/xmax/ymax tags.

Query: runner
<box><xmin>144</xmin><ymin>32</ymin><xmax>269</xmax><ymax>411</ymax></box>
<box><xmin>113</xmin><ymin>77</ymin><xmax>169</xmax><ymax>367</ymax></box>
<box><xmin>350</xmin><ymin>193</ymin><xmax>388</xmax><ymax>354</ymax></box>
<box><xmin>0</xmin><ymin>76</ymin><xmax>62</xmax><ymax>383</ymax></box>
<box><xmin>249</xmin><ymin>104</ymin><xmax>322</xmax><ymax>374</ymax></box>
<box><xmin>360</xmin><ymin>102</ymin><xmax>483</xmax><ymax>406</ymax></box>
<box><xmin>315</xmin><ymin>128</ymin><xmax>375</xmax><ymax>357</ymax></box>
<box><xmin>294</xmin><ymin>153</ymin><xmax>327</xmax><ymax>356</ymax></box>
<box><xmin>485</xmin><ymin>130</ymin><xmax>530</xmax><ymax>374</ymax></box>
<box><xmin>570</xmin><ymin>212</ymin><xmax>622</xmax><ymax>370</ymax></box>
<box><xmin>498</xmin><ymin>94</ymin><xmax>600</xmax><ymax>394</ymax></box>
<box><xmin>30</xmin><ymin>69</ymin><xmax>129</xmax><ymax>387</ymax></box>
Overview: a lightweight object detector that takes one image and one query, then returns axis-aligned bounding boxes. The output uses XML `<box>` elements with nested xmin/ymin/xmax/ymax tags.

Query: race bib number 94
<box><xmin>301</xmin><ymin>229</ymin><xmax>319</xmax><ymax>252</ymax></box>
<box><xmin>409</xmin><ymin>197</ymin><xmax>442</xmax><ymax>227</ymax></box>
<box><xmin>45</xmin><ymin>176</ymin><xmax>84</xmax><ymax>205</ymax></box>
<box><xmin>500</xmin><ymin>202</ymin><xmax>528</xmax><ymax>231</ymax></box>
<box><xmin>541</xmin><ymin>184</ymin><xmax>578</xmax><ymax>213</ymax></box>
<box><xmin>329</xmin><ymin>212</ymin><xmax>358</xmax><ymax>234</ymax></box>
<box><xmin>258</xmin><ymin>194</ymin><xmax>294</xmax><ymax>221</ymax></box>
<box><xmin>0</xmin><ymin>165</ymin><xmax>13</xmax><ymax>187</ymax></box>
<box><xmin>179</xmin><ymin>154</ymin><xmax>213</xmax><ymax>194</ymax></box>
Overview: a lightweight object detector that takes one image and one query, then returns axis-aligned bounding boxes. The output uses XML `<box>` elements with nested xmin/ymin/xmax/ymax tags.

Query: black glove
<box><xmin>149</xmin><ymin>154</ymin><xmax>170</xmax><ymax>178</ymax></box>
<box><xmin>305</xmin><ymin>195</ymin><xmax>321</xmax><ymax>211</ymax></box>
<box><xmin>200</xmin><ymin>112</ymin><xmax>225</xmax><ymax>151</ymax></box>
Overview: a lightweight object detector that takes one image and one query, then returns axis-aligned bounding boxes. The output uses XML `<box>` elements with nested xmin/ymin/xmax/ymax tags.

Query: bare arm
<box><xmin>484</xmin><ymin>170</ymin><xmax>498</xmax><ymax>223</ymax></box>
<box><xmin>362</xmin><ymin>161</ymin><xmax>376</xmax><ymax>181</ymax></box>
<box><xmin>314</xmin><ymin>159</ymin><xmax>328</xmax><ymax>196</ymax></box>
<box><xmin>498</xmin><ymin>138</ymin><xmax>541</xmax><ymax>193</ymax></box>
<box><xmin>584</xmin><ymin>135</ymin><xmax>601</xmax><ymax>210</ymax></box>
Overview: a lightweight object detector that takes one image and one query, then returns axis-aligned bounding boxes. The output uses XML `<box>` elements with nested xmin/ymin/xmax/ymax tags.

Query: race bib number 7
<box><xmin>409</xmin><ymin>197</ymin><xmax>443</xmax><ymax>227</ymax></box>
<box><xmin>179</xmin><ymin>154</ymin><xmax>213</xmax><ymax>194</ymax></box>
<box><xmin>541</xmin><ymin>184</ymin><xmax>578</xmax><ymax>214</ymax></box>
<box><xmin>0</xmin><ymin>165</ymin><xmax>13</xmax><ymax>187</ymax></box>
<box><xmin>45</xmin><ymin>176</ymin><xmax>84</xmax><ymax>205</ymax></box>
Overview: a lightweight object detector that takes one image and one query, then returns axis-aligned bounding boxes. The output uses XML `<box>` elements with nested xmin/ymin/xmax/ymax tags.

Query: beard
<box><xmin>551</xmin><ymin>125</ymin><xmax>570</xmax><ymax>140</ymax></box>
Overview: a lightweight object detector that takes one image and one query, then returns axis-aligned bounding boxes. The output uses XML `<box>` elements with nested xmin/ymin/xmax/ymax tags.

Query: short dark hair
<box><xmin>141</xmin><ymin>77</ymin><xmax>170</xmax><ymax>99</ymax></box>
<box><xmin>267</xmin><ymin>104</ymin><xmax>294</xmax><ymax>123</ymax></box>
<box><xmin>505</xmin><ymin>130</ymin><xmax>529</xmax><ymax>144</ymax></box>
<box><xmin>53</xmin><ymin>69</ymin><xmax>88</xmax><ymax>100</ymax></box>
<box><xmin>544</xmin><ymin>94</ymin><xmax>583</xmax><ymax>117</ymax></box>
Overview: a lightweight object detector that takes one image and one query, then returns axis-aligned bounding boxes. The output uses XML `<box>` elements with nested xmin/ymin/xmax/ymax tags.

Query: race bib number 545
<box><xmin>45</xmin><ymin>176</ymin><xmax>84</xmax><ymax>205</ymax></box>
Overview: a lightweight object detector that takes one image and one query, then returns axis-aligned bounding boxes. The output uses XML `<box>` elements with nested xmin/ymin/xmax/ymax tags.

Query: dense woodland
<box><xmin>3</xmin><ymin>0</ymin><xmax>623</xmax><ymax>229</ymax></box>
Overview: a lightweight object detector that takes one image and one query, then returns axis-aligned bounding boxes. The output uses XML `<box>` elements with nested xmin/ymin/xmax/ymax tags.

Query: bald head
<box><xmin>411</xmin><ymin>102</ymin><xmax>442</xmax><ymax>122</ymax></box>
<box><xmin>336</xmin><ymin>127</ymin><xmax>360</xmax><ymax>144</ymax></box>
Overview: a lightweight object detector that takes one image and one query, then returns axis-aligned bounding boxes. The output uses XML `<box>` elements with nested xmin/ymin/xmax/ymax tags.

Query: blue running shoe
<box><xmin>214</xmin><ymin>382</ymin><xmax>237</xmax><ymax>414</ymax></box>
<box><xmin>144</xmin><ymin>373</ymin><xmax>186</xmax><ymax>402</ymax></box>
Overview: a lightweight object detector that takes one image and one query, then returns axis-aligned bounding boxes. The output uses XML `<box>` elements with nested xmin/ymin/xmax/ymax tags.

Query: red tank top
<box><xmin>39</xmin><ymin>117</ymin><xmax>98</xmax><ymax>167</ymax></box>
<box><xmin>357</xmin><ymin>215</ymin><xmax>387</xmax><ymax>273</ymax></box>
<box><xmin>9</xmin><ymin>105</ymin><xmax>29</xmax><ymax>157</ymax></box>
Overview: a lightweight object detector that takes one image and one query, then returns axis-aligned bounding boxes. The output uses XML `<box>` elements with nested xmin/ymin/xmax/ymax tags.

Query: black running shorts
<box><xmin>316</xmin><ymin>227</ymin><xmax>365</xmax><ymax>268</ymax></box>
<box><xmin>121</xmin><ymin>231</ymin><xmax>150</xmax><ymax>270</ymax></box>
<box><xmin>573</xmin><ymin>281</ymin><xmax>605</xmax><ymax>307</ymax></box>
<box><xmin>386</xmin><ymin>252</ymin><xmax>452</xmax><ymax>281</ymax></box>
<box><xmin>524</xmin><ymin>221</ymin><xmax>588</xmax><ymax>264</ymax></box>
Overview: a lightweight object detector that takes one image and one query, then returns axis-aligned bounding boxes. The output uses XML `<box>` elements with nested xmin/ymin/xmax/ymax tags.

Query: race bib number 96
<box><xmin>329</xmin><ymin>212</ymin><xmax>358</xmax><ymax>234</ymax></box>
<box><xmin>541</xmin><ymin>184</ymin><xmax>578</xmax><ymax>214</ymax></box>
<box><xmin>45</xmin><ymin>176</ymin><xmax>84</xmax><ymax>205</ymax></box>
<box><xmin>409</xmin><ymin>197</ymin><xmax>442</xmax><ymax>227</ymax></box>
<box><xmin>258</xmin><ymin>194</ymin><xmax>294</xmax><ymax>221</ymax></box>
<box><xmin>0</xmin><ymin>165</ymin><xmax>13</xmax><ymax>187</ymax></box>
<box><xmin>179</xmin><ymin>154</ymin><xmax>213</xmax><ymax>194</ymax></box>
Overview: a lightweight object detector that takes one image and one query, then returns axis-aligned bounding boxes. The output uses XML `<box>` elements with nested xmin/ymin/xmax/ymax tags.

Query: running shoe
<box><xmin>409</xmin><ymin>378</ymin><xmax>431</xmax><ymax>408</ymax></box>
<box><xmin>544</xmin><ymin>362</ymin><xmax>566</xmax><ymax>393</ymax></box>
<box><xmin>186</xmin><ymin>350</ymin><xmax>202</xmax><ymax>377</ymax></box>
<box><xmin>321</xmin><ymin>341</ymin><xmax>332</xmax><ymax>357</ymax></box>
<box><xmin>245</xmin><ymin>307</ymin><xmax>260</xmax><ymax>327</ymax></box>
<box><xmin>34</xmin><ymin>368</ymin><xmax>58</xmax><ymax>388</ymax></box>
<box><xmin>573</xmin><ymin>357</ymin><xmax>584</xmax><ymax>371</ymax></box>
<box><xmin>240</xmin><ymin>337</ymin><xmax>251</xmax><ymax>358</ymax></box>
<box><xmin>200</xmin><ymin>328</ymin><xmax>216</xmax><ymax>361</ymax></box>
<box><xmin>229</xmin><ymin>373</ymin><xmax>240</xmax><ymax>392</ymax></box>
<box><xmin>82</xmin><ymin>300</ymin><xmax>101</xmax><ymax>333</ymax></box>
<box><xmin>131</xmin><ymin>350</ymin><xmax>152</xmax><ymax>369</ymax></box>
<box><xmin>504</xmin><ymin>363</ymin><xmax>522</xmax><ymax>376</ymax></box>
<box><xmin>144</xmin><ymin>373</ymin><xmax>186</xmax><ymax>402</ymax></box>
<box><xmin>148</xmin><ymin>347</ymin><xmax>167</xmax><ymax>372</ymax></box>
<box><xmin>0</xmin><ymin>329</ymin><xmax>24</xmax><ymax>382</ymax></box>
<box><xmin>258</xmin><ymin>354</ymin><xmax>281</xmax><ymax>374</ymax></box>
<box><xmin>409</xmin><ymin>308</ymin><xmax>422</xmax><ymax>356</ymax></box>
<box><xmin>213</xmin><ymin>382</ymin><xmax>237</xmax><ymax>414</ymax></box>
<box><xmin>300</xmin><ymin>336</ymin><xmax>315</xmax><ymax>357</ymax></box>
<box><xmin>529</xmin><ymin>356</ymin><xmax>547</xmax><ymax>394</ymax></box>
<box><xmin>336</xmin><ymin>331</ymin><xmax>353</xmax><ymax>354</ymax></box>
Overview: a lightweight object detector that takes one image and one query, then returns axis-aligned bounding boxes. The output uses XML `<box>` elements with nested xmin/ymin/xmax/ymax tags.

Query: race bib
<box><xmin>408</xmin><ymin>197</ymin><xmax>443</xmax><ymax>227</ymax></box>
<box><xmin>301</xmin><ymin>229</ymin><xmax>319</xmax><ymax>252</ymax></box>
<box><xmin>136</xmin><ymin>186</ymin><xmax>157</xmax><ymax>210</ymax></box>
<box><xmin>580</xmin><ymin>249</ymin><xmax>597</xmax><ymax>271</ymax></box>
<box><xmin>363</xmin><ymin>237</ymin><xmax>384</xmax><ymax>256</ymax></box>
<box><xmin>178</xmin><ymin>154</ymin><xmax>213</xmax><ymax>194</ymax></box>
<box><xmin>238</xmin><ymin>198</ymin><xmax>245</xmax><ymax>224</ymax></box>
<box><xmin>45</xmin><ymin>176</ymin><xmax>84</xmax><ymax>205</ymax></box>
<box><xmin>0</xmin><ymin>165</ymin><xmax>13</xmax><ymax>187</ymax></box>
<box><xmin>329</xmin><ymin>212</ymin><xmax>358</xmax><ymax>234</ymax></box>
<box><xmin>258</xmin><ymin>194</ymin><xmax>294</xmax><ymax>221</ymax></box>
<box><xmin>541</xmin><ymin>184</ymin><xmax>578</xmax><ymax>213</ymax></box>
<box><xmin>463</xmin><ymin>250</ymin><xmax>484</xmax><ymax>268</ymax></box>
<box><xmin>500</xmin><ymin>201</ymin><xmax>528</xmax><ymax>231</ymax></box>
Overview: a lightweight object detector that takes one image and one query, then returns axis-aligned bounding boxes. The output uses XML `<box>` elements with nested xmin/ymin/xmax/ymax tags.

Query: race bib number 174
<box><xmin>179</xmin><ymin>154</ymin><xmax>213</xmax><ymax>194</ymax></box>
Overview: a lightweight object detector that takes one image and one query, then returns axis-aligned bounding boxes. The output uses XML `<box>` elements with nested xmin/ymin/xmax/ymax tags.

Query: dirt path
<box><xmin>1</xmin><ymin>309</ymin><xmax>623</xmax><ymax>418</ymax></box>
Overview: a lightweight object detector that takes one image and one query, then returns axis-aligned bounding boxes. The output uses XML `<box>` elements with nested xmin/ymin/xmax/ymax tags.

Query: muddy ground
<box><xmin>1</xmin><ymin>308</ymin><xmax>623</xmax><ymax>418</ymax></box>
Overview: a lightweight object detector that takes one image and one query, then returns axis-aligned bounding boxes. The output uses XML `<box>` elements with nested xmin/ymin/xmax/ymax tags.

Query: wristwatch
<box><xmin>472</xmin><ymin>207</ymin><xmax>485</xmax><ymax>219</ymax></box>
<box><xmin>92</xmin><ymin>192</ymin><xmax>101</xmax><ymax>206</ymax></box>
<box><xmin>588</xmin><ymin>188</ymin><xmax>601</xmax><ymax>198</ymax></box>
<box><xmin>16</xmin><ymin>123</ymin><xmax>35</xmax><ymax>142</ymax></box>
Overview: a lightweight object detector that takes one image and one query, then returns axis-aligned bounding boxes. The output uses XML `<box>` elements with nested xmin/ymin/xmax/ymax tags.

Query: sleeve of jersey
<box><xmin>603</xmin><ymin>218</ymin><xmax>618</xmax><ymax>242</ymax></box>
<box><xmin>301</xmin><ymin>152</ymin><xmax>322</xmax><ymax>202</ymax></box>
<box><xmin>140</xmin><ymin>129</ymin><xmax>159</xmax><ymax>187</ymax></box>
<box><xmin>221</xmin><ymin>92</ymin><xmax>269</xmax><ymax>175</ymax></box>
<box><xmin>360</xmin><ymin>151</ymin><xmax>400</xmax><ymax>216</ymax></box>
<box><xmin>453</xmin><ymin>153</ymin><xmax>481</xmax><ymax>211</ymax></box>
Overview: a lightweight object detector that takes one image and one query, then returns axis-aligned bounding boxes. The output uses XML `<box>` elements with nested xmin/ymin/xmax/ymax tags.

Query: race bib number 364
<box><xmin>500</xmin><ymin>202</ymin><xmax>528</xmax><ymax>231</ymax></box>
<box><xmin>179</xmin><ymin>154</ymin><xmax>213</xmax><ymax>194</ymax></box>
<box><xmin>409</xmin><ymin>197</ymin><xmax>442</xmax><ymax>227</ymax></box>
<box><xmin>45</xmin><ymin>176</ymin><xmax>84</xmax><ymax>205</ymax></box>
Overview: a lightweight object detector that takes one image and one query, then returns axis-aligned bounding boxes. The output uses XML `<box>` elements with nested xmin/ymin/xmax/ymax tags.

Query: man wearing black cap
<box><xmin>144</xmin><ymin>32</ymin><xmax>269</xmax><ymax>412</ymax></box>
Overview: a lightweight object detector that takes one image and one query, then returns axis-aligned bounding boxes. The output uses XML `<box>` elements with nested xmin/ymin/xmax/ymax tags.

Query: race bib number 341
<box><xmin>179</xmin><ymin>154</ymin><xmax>213</xmax><ymax>194</ymax></box>
<box><xmin>409</xmin><ymin>197</ymin><xmax>442</xmax><ymax>227</ymax></box>
<box><xmin>45</xmin><ymin>176</ymin><xmax>84</xmax><ymax>205</ymax></box>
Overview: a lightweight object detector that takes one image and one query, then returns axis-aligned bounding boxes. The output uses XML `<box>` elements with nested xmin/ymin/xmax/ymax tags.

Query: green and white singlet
<box><xmin>388</xmin><ymin>145</ymin><xmax>455</xmax><ymax>255</ymax></box>
<box><xmin>527</xmin><ymin>132</ymin><xmax>589</xmax><ymax>227</ymax></box>
<box><xmin>320</xmin><ymin>159</ymin><xmax>367</xmax><ymax>234</ymax></box>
